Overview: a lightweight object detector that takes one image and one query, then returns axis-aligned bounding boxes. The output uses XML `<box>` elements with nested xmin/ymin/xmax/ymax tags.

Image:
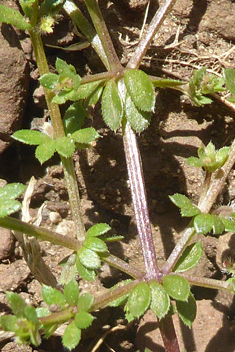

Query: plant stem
<box><xmin>159</xmin><ymin>315</ymin><xmax>180</xmax><ymax>352</ymax></box>
<box><xmin>105</xmin><ymin>254</ymin><xmax>144</xmax><ymax>279</ymax></box>
<box><xmin>29</xmin><ymin>29</ymin><xmax>86</xmax><ymax>240</ymax></box>
<box><xmin>180</xmin><ymin>273</ymin><xmax>234</xmax><ymax>293</ymax></box>
<box><xmin>127</xmin><ymin>0</ymin><xmax>178</xmax><ymax>69</ymax></box>
<box><xmin>123</xmin><ymin>122</ymin><xmax>161</xmax><ymax>280</ymax></box>
<box><xmin>84</xmin><ymin>0</ymin><xmax>122</xmax><ymax>72</ymax></box>
<box><xmin>39</xmin><ymin>308</ymin><xmax>75</xmax><ymax>326</ymax></box>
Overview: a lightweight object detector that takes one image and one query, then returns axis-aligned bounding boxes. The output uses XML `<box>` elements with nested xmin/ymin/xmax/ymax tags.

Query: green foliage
<box><xmin>151</xmin><ymin>78</ymin><xmax>186</xmax><ymax>88</ymax></box>
<box><xmin>42</xmin><ymin>285</ymin><xmax>66</xmax><ymax>308</ymax></box>
<box><xmin>64</xmin><ymin>280</ymin><xmax>79</xmax><ymax>306</ymax></box>
<box><xmin>63</xmin><ymin>102</ymin><xmax>85</xmax><ymax>134</ymax></box>
<box><xmin>162</xmin><ymin>275</ymin><xmax>190</xmax><ymax>301</ymax></box>
<box><xmin>77</xmin><ymin>293</ymin><xmax>94</xmax><ymax>311</ymax></box>
<box><xmin>38</xmin><ymin>0</ymin><xmax>65</xmax><ymax>18</ymax></box>
<box><xmin>109</xmin><ymin>280</ymin><xmax>133</xmax><ymax>307</ymax></box>
<box><xmin>124</xmin><ymin>282</ymin><xmax>151</xmax><ymax>321</ymax></box>
<box><xmin>169</xmin><ymin>194</ymin><xmax>201</xmax><ymax>217</ymax></box>
<box><xmin>223</xmin><ymin>68</ymin><xmax>235</xmax><ymax>101</ymax></box>
<box><xmin>125</xmin><ymin>93</ymin><xmax>151</xmax><ymax>133</ymax></box>
<box><xmin>187</xmin><ymin>142</ymin><xmax>230</xmax><ymax>172</ymax></box>
<box><xmin>194</xmin><ymin>213</ymin><xmax>225</xmax><ymax>235</ymax></box>
<box><xmin>78</xmin><ymin>247</ymin><xmax>101</xmax><ymax>269</ymax></box>
<box><xmin>176</xmin><ymin>292</ymin><xmax>197</xmax><ymax>327</ymax></box>
<box><xmin>86</xmin><ymin>223</ymin><xmax>111</xmax><ymax>237</ymax></box>
<box><xmin>0</xmin><ymin>4</ymin><xmax>32</xmax><ymax>30</ymax></box>
<box><xmin>76</xmin><ymin>256</ymin><xmax>96</xmax><ymax>281</ymax></box>
<box><xmin>62</xmin><ymin>321</ymin><xmax>81</xmax><ymax>351</ymax></box>
<box><xmin>0</xmin><ymin>183</ymin><xmax>25</xmax><ymax>218</ymax></box>
<box><xmin>149</xmin><ymin>281</ymin><xmax>170</xmax><ymax>319</ymax></box>
<box><xmin>174</xmin><ymin>242</ymin><xmax>203</xmax><ymax>273</ymax></box>
<box><xmin>74</xmin><ymin>311</ymin><xmax>94</xmax><ymax>329</ymax></box>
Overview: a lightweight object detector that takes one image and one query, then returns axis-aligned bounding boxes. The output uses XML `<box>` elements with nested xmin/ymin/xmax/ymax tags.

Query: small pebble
<box><xmin>49</xmin><ymin>211</ymin><xmax>61</xmax><ymax>224</ymax></box>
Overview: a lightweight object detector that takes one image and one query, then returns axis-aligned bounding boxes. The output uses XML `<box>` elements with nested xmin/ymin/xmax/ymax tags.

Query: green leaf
<box><xmin>78</xmin><ymin>248</ymin><xmax>101</xmax><ymax>269</ymax></box>
<box><xmin>220</xmin><ymin>218</ymin><xmax>235</xmax><ymax>232</ymax></box>
<box><xmin>174</xmin><ymin>242</ymin><xmax>203</xmax><ymax>273</ymax></box>
<box><xmin>86</xmin><ymin>223</ymin><xmax>111</xmax><ymax>237</ymax></box>
<box><xmin>77</xmin><ymin>293</ymin><xmax>94</xmax><ymax>312</ymax></box>
<box><xmin>0</xmin><ymin>315</ymin><xmax>17</xmax><ymax>331</ymax></box>
<box><xmin>187</xmin><ymin>157</ymin><xmax>203</xmax><ymax>168</ymax></box>
<box><xmin>85</xmin><ymin>83</ymin><xmax>104</xmax><ymax>107</ymax></box>
<box><xmin>59</xmin><ymin>253</ymin><xmax>78</xmax><ymax>285</ymax></box>
<box><xmin>0</xmin><ymin>200</ymin><xmax>21</xmax><ymax>218</ymax></box>
<box><xmin>0</xmin><ymin>4</ymin><xmax>32</xmax><ymax>30</ymax></box>
<box><xmin>152</xmin><ymin>78</ymin><xmax>186</xmax><ymax>88</ymax></box>
<box><xmin>56</xmin><ymin>58</ymin><xmax>77</xmax><ymax>79</ymax></box>
<box><xmin>63</xmin><ymin>102</ymin><xmax>85</xmax><ymax>135</ymax></box>
<box><xmin>24</xmin><ymin>306</ymin><xmax>38</xmax><ymax>324</ymax></box>
<box><xmin>64</xmin><ymin>280</ymin><xmax>79</xmax><ymax>306</ymax></box>
<box><xmin>125</xmin><ymin>94</ymin><xmax>151</xmax><ymax>133</ymax></box>
<box><xmin>109</xmin><ymin>280</ymin><xmax>133</xmax><ymax>307</ymax></box>
<box><xmin>194</xmin><ymin>214</ymin><xmax>214</xmax><ymax>234</ymax></box>
<box><xmin>162</xmin><ymin>275</ymin><xmax>190</xmax><ymax>301</ymax></box>
<box><xmin>55</xmin><ymin>136</ymin><xmax>75</xmax><ymax>157</ymax></box>
<box><xmin>6</xmin><ymin>292</ymin><xmax>27</xmax><ymax>317</ymax></box>
<box><xmin>176</xmin><ymin>292</ymin><xmax>196</xmax><ymax>327</ymax></box>
<box><xmin>83</xmin><ymin>237</ymin><xmax>108</xmax><ymax>253</ymax></box>
<box><xmin>150</xmin><ymin>281</ymin><xmax>170</xmax><ymax>320</ymax></box>
<box><xmin>211</xmin><ymin>215</ymin><xmax>225</xmax><ymax>235</ymax></box>
<box><xmin>39</xmin><ymin>0</ymin><xmax>65</xmax><ymax>17</ymax></box>
<box><xmin>62</xmin><ymin>321</ymin><xmax>81</xmax><ymax>350</ymax></box>
<box><xmin>169</xmin><ymin>194</ymin><xmax>201</xmax><ymax>217</ymax></box>
<box><xmin>42</xmin><ymin>285</ymin><xmax>66</xmax><ymax>307</ymax></box>
<box><xmin>35</xmin><ymin>139</ymin><xmax>56</xmax><ymax>164</ymax></box>
<box><xmin>76</xmin><ymin>257</ymin><xmax>96</xmax><ymax>281</ymax></box>
<box><xmin>0</xmin><ymin>183</ymin><xmax>25</xmax><ymax>200</ymax></box>
<box><xmin>124</xmin><ymin>69</ymin><xmax>155</xmax><ymax>112</ymax></box>
<box><xmin>71</xmin><ymin>127</ymin><xmax>99</xmax><ymax>144</ymax></box>
<box><xmin>125</xmin><ymin>282</ymin><xmax>151</xmax><ymax>320</ymax></box>
<box><xmin>12</xmin><ymin>130</ymin><xmax>48</xmax><ymax>145</ymax></box>
<box><xmin>223</xmin><ymin>68</ymin><xmax>235</xmax><ymax>96</ymax></box>
<box><xmin>74</xmin><ymin>80</ymin><xmax>104</xmax><ymax>101</ymax></box>
<box><xmin>74</xmin><ymin>311</ymin><xmax>94</xmax><ymax>329</ymax></box>
<box><xmin>39</xmin><ymin>73</ymin><xmax>59</xmax><ymax>89</ymax></box>
<box><xmin>101</xmin><ymin>79</ymin><xmax>123</xmax><ymax>131</ymax></box>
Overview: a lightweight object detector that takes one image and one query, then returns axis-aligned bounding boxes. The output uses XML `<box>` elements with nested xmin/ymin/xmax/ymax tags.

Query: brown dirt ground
<box><xmin>1</xmin><ymin>0</ymin><xmax>235</xmax><ymax>351</ymax></box>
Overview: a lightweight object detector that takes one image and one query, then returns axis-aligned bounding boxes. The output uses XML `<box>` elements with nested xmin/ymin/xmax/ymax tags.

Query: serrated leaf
<box><xmin>74</xmin><ymin>80</ymin><xmax>104</xmax><ymax>100</ymax></box>
<box><xmin>52</xmin><ymin>89</ymin><xmax>76</xmax><ymax>104</ymax></box>
<box><xmin>150</xmin><ymin>281</ymin><xmax>170</xmax><ymax>319</ymax></box>
<box><xmin>63</xmin><ymin>102</ymin><xmax>85</xmax><ymax>134</ymax></box>
<box><xmin>169</xmin><ymin>194</ymin><xmax>201</xmax><ymax>217</ymax></box>
<box><xmin>39</xmin><ymin>73</ymin><xmax>59</xmax><ymax>89</ymax></box>
<box><xmin>42</xmin><ymin>285</ymin><xmax>66</xmax><ymax>307</ymax></box>
<box><xmin>223</xmin><ymin>68</ymin><xmax>235</xmax><ymax>96</ymax></box>
<box><xmin>109</xmin><ymin>279</ymin><xmax>133</xmax><ymax>307</ymax></box>
<box><xmin>71</xmin><ymin>127</ymin><xmax>99</xmax><ymax>144</ymax></box>
<box><xmin>220</xmin><ymin>218</ymin><xmax>235</xmax><ymax>232</ymax></box>
<box><xmin>0</xmin><ymin>183</ymin><xmax>25</xmax><ymax>200</ymax></box>
<box><xmin>35</xmin><ymin>139</ymin><xmax>56</xmax><ymax>164</ymax></box>
<box><xmin>83</xmin><ymin>237</ymin><xmax>108</xmax><ymax>253</ymax></box>
<box><xmin>194</xmin><ymin>214</ymin><xmax>214</xmax><ymax>234</ymax></box>
<box><xmin>0</xmin><ymin>315</ymin><xmax>17</xmax><ymax>331</ymax></box>
<box><xmin>125</xmin><ymin>282</ymin><xmax>151</xmax><ymax>319</ymax></box>
<box><xmin>56</xmin><ymin>58</ymin><xmax>76</xmax><ymax>79</ymax></box>
<box><xmin>76</xmin><ymin>257</ymin><xmax>96</xmax><ymax>281</ymax></box>
<box><xmin>187</xmin><ymin>157</ymin><xmax>203</xmax><ymax>168</ymax></box>
<box><xmin>0</xmin><ymin>4</ymin><xmax>32</xmax><ymax>30</ymax></box>
<box><xmin>78</xmin><ymin>248</ymin><xmax>101</xmax><ymax>269</ymax></box>
<box><xmin>86</xmin><ymin>223</ymin><xmax>111</xmax><ymax>237</ymax></box>
<box><xmin>77</xmin><ymin>293</ymin><xmax>94</xmax><ymax>312</ymax></box>
<box><xmin>86</xmin><ymin>83</ymin><xmax>104</xmax><ymax>107</ymax></box>
<box><xmin>174</xmin><ymin>242</ymin><xmax>203</xmax><ymax>273</ymax></box>
<box><xmin>62</xmin><ymin>321</ymin><xmax>81</xmax><ymax>350</ymax></box>
<box><xmin>0</xmin><ymin>200</ymin><xmax>21</xmax><ymax>218</ymax></box>
<box><xmin>24</xmin><ymin>306</ymin><xmax>38</xmax><ymax>324</ymax></box>
<box><xmin>64</xmin><ymin>280</ymin><xmax>79</xmax><ymax>306</ymax></box>
<box><xmin>13</xmin><ymin>130</ymin><xmax>48</xmax><ymax>145</ymax></box>
<box><xmin>59</xmin><ymin>253</ymin><xmax>78</xmax><ymax>285</ymax></box>
<box><xmin>124</xmin><ymin>69</ymin><xmax>155</xmax><ymax>112</ymax></box>
<box><xmin>55</xmin><ymin>136</ymin><xmax>75</xmax><ymax>157</ymax></box>
<box><xmin>74</xmin><ymin>311</ymin><xmax>94</xmax><ymax>329</ymax></box>
<box><xmin>6</xmin><ymin>292</ymin><xmax>27</xmax><ymax>317</ymax></box>
<box><xmin>125</xmin><ymin>94</ymin><xmax>151</xmax><ymax>133</ymax></box>
<box><xmin>162</xmin><ymin>275</ymin><xmax>190</xmax><ymax>301</ymax></box>
<box><xmin>101</xmin><ymin>79</ymin><xmax>123</xmax><ymax>131</ymax></box>
<box><xmin>176</xmin><ymin>292</ymin><xmax>196</xmax><ymax>328</ymax></box>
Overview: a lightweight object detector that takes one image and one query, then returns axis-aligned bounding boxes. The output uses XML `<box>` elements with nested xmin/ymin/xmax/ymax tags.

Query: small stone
<box><xmin>49</xmin><ymin>211</ymin><xmax>62</xmax><ymax>224</ymax></box>
<box><xmin>0</xmin><ymin>228</ymin><xmax>15</xmax><ymax>260</ymax></box>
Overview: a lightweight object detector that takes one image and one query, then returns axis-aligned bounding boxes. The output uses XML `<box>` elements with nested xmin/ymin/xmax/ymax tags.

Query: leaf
<box><xmin>56</xmin><ymin>58</ymin><xmax>77</xmax><ymax>79</ymax></box>
<box><xmin>78</xmin><ymin>248</ymin><xmax>101</xmax><ymax>269</ymax></box>
<box><xmin>187</xmin><ymin>157</ymin><xmax>203</xmax><ymax>168</ymax></box>
<box><xmin>62</xmin><ymin>321</ymin><xmax>81</xmax><ymax>350</ymax></box>
<box><xmin>35</xmin><ymin>139</ymin><xmax>56</xmax><ymax>164</ymax></box>
<box><xmin>55</xmin><ymin>136</ymin><xmax>75</xmax><ymax>157</ymax></box>
<box><xmin>223</xmin><ymin>68</ymin><xmax>235</xmax><ymax>96</ymax></box>
<box><xmin>124</xmin><ymin>69</ymin><xmax>155</xmax><ymax>112</ymax></box>
<box><xmin>24</xmin><ymin>306</ymin><xmax>38</xmax><ymax>324</ymax></box>
<box><xmin>74</xmin><ymin>80</ymin><xmax>104</xmax><ymax>101</ymax></box>
<box><xmin>125</xmin><ymin>282</ymin><xmax>151</xmax><ymax>319</ymax></box>
<box><xmin>101</xmin><ymin>79</ymin><xmax>123</xmax><ymax>131</ymax></box>
<box><xmin>71</xmin><ymin>127</ymin><xmax>99</xmax><ymax>144</ymax></box>
<box><xmin>6</xmin><ymin>292</ymin><xmax>27</xmax><ymax>317</ymax></box>
<box><xmin>211</xmin><ymin>215</ymin><xmax>225</xmax><ymax>235</ymax></box>
<box><xmin>194</xmin><ymin>214</ymin><xmax>214</xmax><ymax>234</ymax></box>
<box><xmin>0</xmin><ymin>4</ymin><xmax>32</xmax><ymax>30</ymax></box>
<box><xmin>12</xmin><ymin>130</ymin><xmax>48</xmax><ymax>145</ymax></box>
<box><xmin>39</xmin><ymin>0</ymin><xmax>65</xmax><ymax>17</ymax></box>
<box><xmin>42</xmin><ymin>285</ymin><xmax>66</xmax><ymax>307</ymax></box>
<box><xmin>220</xmin><ymin>218</ymin><xmax>235</xmax><ymax>232</ymax></box>
<box><xmin>125</xmin><ymin>94</ymin><xmax>151</xmax><ymax>133</ymax></box>
<box><xmin>0</xmin><ymin>200</ymin><xmax>22</xmax><ymax>218</ymax></box>
<box><xmin>83</xmin><ymin>237</ymin><xmax>108</xmax><ymax>253</ymax></box>
<box><xmin>176</xmin><ymin>292</ymin><xmax>197</xmax><ymax>327</ymax></box>
<box><xmin>109</xmin><ymin>280</ymin><xmax>133</xmax><ymax>307</ymax></box>
<box><xmin>162</xmin><ymin>275</ymin><xmax>190</xmax><ymax>301</ymax></box>
<box><xmin>86</xmin><ymin>223</ymin><xmax>111</xmax><ymax>237</ymax></box>
<box><xmin>0</xmin><ymin>183</ymin><xmax>25</xmax><ymax>200</ymax></box>
<box><xmin>174</xmin><ymin>242</ymin><xmax>203</xmax><ymax>273</ymax></box>
<box><xmin>150</xmin><ymin>281</ymin><xmax>170</xmax><ymax>320</ymax></box>
<box><xmin>0</xmin><ymin>315</ymin><xmax>17</xmax><ymax>331</ymax></box>
<box><xmin>169</xmin><ymin>194</ymin><xmax>201</xmax><ymax>217</ymax></box>
<box><xmin>74</xmin><ymin>311</ymin><xmax>94</xmax><ymax>329</ymax></box>
<box><xmin>152</xmin><ymin>78</ymin><xmax>186</xmax><ymax>88</ymax></box>
<box><xmin>77</xmin><ymin>293</ymin><xmax>94</xmax><ymax>312</ymax></box>
<box><xmin>63</xmin><ymin>102</ymin><xmax>85</xmax><ymax>134</ymax></box>
<box><xmin>64</xmin><ymin>280</ymin><xmax>79</xmax><ymax>306</ymax></box>
<box><xmin>86</xmin><ymin>83</ymin><xmax>104</xmax><ymax>107</ymax></box>
<box><xmin>39</xmin><ymin>73</ymin><xmax>59</xmax><ymax>89</ymax></box>
<box><xmin>76</xmin><ymin>257</ymin><xmax>96</xmax><ymax>281</ymax></box>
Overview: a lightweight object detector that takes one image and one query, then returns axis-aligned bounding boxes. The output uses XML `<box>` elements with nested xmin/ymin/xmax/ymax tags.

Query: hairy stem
<box><xmin>127</xmin><ymin>0</ymin><xmax>178</xmax><ymax>69</ymax></box>
<box><xmin>123</xmin><ymin>122</ymin><xmax>161</xmax><ymax>280</ymax></box>
<box><xmin>159</xmin><ymin>315</ymin><xmax>180</xmax><ymax>352</ymax></box>
<box><xmin>180</xmin><ymin>273</ymin><xmax>234</xmax><ymax>293</ymax></box>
